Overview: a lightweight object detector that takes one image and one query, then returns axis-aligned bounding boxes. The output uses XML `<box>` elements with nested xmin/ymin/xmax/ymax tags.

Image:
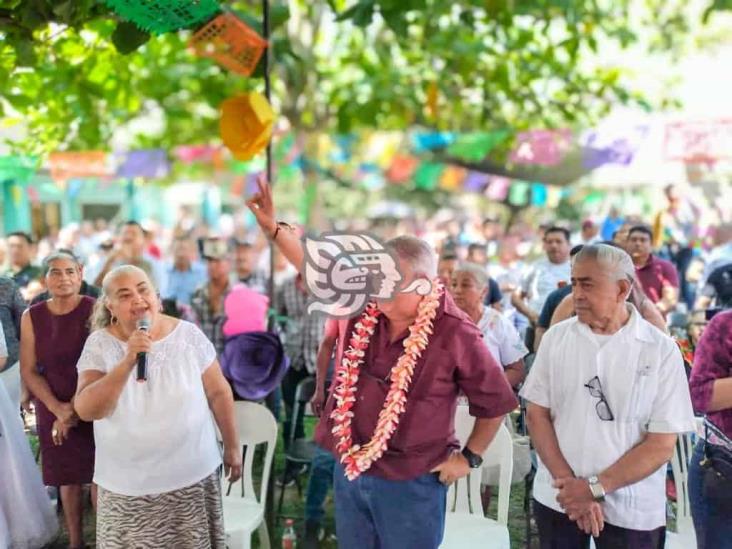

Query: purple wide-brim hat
<box><xmin>220</xmin><ymin>331</ymin><xmax>290</xmax><ymax>401</ymax></box>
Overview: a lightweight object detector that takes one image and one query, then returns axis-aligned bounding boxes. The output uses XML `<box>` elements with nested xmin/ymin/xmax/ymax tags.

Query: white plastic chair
<box><xmin>666</xmin><ymin>432</ymin><xmax>697</xmax><ymax>549</ymax></box>
<box><xmin>440</xmin><ymin>407</ymin><xmax>513</xmax><ymax>549</ymax></box>
<box><xmin>219</xmin><ymin>402</ymin><xmax>278</xmax><ymax>549</ymax></box>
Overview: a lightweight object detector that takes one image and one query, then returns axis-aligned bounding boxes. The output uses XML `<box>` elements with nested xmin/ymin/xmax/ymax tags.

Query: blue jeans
<box><xmin>689</xmin><ymin>441</ymin><xmax>732</xmax><ymax>549</ymax></box>
<box><xmin>333</xmin><ymin>462</ymin><xmax>448</xmax><ymax>549</ymax></box>
<box><xmin>305</xmin><ymin>446</ymin><xmax>335</xmax><ymax>522</ymax></box>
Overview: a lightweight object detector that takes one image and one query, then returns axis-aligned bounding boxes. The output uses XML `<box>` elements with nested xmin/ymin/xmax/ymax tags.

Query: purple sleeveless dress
<box><xmin>30</xmin><ymin>295</ymin><xmax>95</xmax><ymax>486</ymax></box>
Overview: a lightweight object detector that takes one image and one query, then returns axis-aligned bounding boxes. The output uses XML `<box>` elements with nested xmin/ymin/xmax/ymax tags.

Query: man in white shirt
<box><xmin>512</xmin><ymin>226</ymin><xmax>571</xmax><ymax>327</ymax></box>
<box><xmin>521</xmin><ymin>244</ymin><xmax>696</xmax><ymax>548</ymax></box>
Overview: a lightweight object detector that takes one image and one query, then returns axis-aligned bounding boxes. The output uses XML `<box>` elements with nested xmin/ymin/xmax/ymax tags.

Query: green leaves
<box><xmin>703</xmin><ymin>0</ymin><xmax>732</xmax><ymax>22</ymax></box>
<box><xmin>339</xmin><ymin>3</ymin><xmax>375</xmax><ymax>26</ymax></box>
<box><xmin>111</xmin><ymin>21</ymin><xmax>151</xmax><ymax>54</ymax></box>
<box><xmin>12</xmin><ymin>38</ymin><xmax>37</xmax><ymax>66</ymax></box>
<box><xmin>0</xmin><ymin>0</ymin><xmax>719</xmax><ymax>159</ymax></box>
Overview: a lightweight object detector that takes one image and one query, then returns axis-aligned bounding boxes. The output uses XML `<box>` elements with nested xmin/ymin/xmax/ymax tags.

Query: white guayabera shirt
<box><xmin>521</xmin><ymin>258</ymin><xmax>571</xmax><ymax>315</ymax></box>
<box><xmin>520</xmin><ymin>305</ymin><xmax>696</xmax><ymax>531</ymax></box>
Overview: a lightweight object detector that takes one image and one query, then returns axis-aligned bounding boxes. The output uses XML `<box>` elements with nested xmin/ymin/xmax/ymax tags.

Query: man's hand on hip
<box><xmin>431</xmin><ymin>451</ymin><xmax>471</xmax><ymax>485</ymax></box>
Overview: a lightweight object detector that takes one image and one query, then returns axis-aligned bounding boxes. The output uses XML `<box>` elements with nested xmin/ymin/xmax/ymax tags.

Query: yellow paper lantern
<box><xmin>220</xmin><ymin>93</ymin><xmax>275</xmax><ymax>161</ymax></box>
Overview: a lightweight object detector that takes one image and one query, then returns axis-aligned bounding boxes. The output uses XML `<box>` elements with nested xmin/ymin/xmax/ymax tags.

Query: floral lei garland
<box><xmin>330</xmin><ymin>279</ymin><xmax>444</xmax><ymax>480</ymax></box>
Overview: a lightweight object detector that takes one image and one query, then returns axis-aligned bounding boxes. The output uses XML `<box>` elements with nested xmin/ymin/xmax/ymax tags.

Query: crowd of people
<box><xmin>0</xmin><ymin>178</ymin><xmax>730</xmax><ymax>548</ymax></box>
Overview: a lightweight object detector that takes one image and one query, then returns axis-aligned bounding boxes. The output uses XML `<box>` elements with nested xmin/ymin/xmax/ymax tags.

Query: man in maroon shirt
<box><xmin>627</xmin><ymin>225</ymin><xmax>679</xmax><ymax>316</ymax></box>
<box><xmin>246</xmin><ymin>178</ymin><xmax>518</xmax><ymax>548</ymax></box>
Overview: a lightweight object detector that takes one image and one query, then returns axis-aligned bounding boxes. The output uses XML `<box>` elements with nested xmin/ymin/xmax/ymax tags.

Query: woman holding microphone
<box><xmin>74</xmin><ymin>265</ymin><xmax>241</xmax><ymax>548</ymax></box>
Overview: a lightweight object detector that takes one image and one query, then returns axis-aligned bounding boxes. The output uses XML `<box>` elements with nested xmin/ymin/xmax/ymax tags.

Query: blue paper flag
<box><xmin>411</xmin><ymin>132</ymin><xmax>455</xmax><ymax>152</ymax></box>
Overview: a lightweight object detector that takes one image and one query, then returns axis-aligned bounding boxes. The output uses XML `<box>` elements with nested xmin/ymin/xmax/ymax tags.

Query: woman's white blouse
<box><xmin>477</xmin><ymin>307</ymin><xmax>528</xmax><ymax>367</ymax></box>
<box><xmin>77</xmin><ymin>320</ymin><xmax>221</xmax><ymax>496</ymax></box>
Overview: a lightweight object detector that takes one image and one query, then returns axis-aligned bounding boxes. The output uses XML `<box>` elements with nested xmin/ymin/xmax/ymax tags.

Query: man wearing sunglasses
<box><xmin>521</xmin><ymin>244</ymin><xmax>696</xmax><ymax>549</ymax></box>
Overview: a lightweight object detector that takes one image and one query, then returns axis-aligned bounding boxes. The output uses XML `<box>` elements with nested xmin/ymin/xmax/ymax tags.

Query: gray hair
<box><xmin>572</xmin><ymin>244</ymin><xmax>636</xmax><ymax>283</ymax></box>
<box><xmin>42</xmin><ymin>250</ymin><xmax>81</xmax><ymax>275</ymax></box>
<box><xmin>384</xmin><ymin>236</ymin><xmax>437</xmax><ymax>278</ymax></box>
<box><xmin>453</xmin><ymin>262</ymin><xmax>489</xmax><ymax>290</ymax></box>
<box><xmin>90</xmin><ymin>265</ymin><xmax>156</xmax><ymax>331</ymax></box>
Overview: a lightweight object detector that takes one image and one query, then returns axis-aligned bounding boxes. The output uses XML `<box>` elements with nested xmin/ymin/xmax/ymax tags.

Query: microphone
<box><xmin>136</xmin><ymin>316</ymin><xmax>150</xmax><ymax>382</ymax></box>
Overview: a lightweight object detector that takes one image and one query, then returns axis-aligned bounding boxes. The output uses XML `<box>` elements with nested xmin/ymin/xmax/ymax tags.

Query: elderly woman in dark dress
<box><xmin>20</xmin><ymin>251</ymin><xmax>96</xmax><ymax>549</ymax></box>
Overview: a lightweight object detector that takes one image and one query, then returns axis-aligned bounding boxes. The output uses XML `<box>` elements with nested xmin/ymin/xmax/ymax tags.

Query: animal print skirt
<box><xmin>96</xmin><ymin>470</ymin><xmax>225</xmax><ymax>548</ymax></box>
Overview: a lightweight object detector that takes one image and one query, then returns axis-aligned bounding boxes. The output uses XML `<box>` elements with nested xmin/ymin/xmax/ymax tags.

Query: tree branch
<box><xmin>433</xmin><ymin>148</ymin><xmax>590</xmax><ymax>187</ymax></box>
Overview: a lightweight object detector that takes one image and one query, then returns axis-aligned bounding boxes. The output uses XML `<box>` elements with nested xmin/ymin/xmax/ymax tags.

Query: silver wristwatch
<box><xmin>587</xmin><ymin>476</ymin><xmax>606</xmax><ymax>502</ymax></box>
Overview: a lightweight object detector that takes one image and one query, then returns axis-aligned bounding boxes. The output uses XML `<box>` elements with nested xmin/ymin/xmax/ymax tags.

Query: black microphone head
<box><xmin>136</xmin><ymin>316</ymin><xmax>151</xmax><ymax>331</ymax></box>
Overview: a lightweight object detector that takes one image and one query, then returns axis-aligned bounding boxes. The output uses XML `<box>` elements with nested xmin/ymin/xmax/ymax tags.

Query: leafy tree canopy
<box><xmin>0</xmin><ymin>0</ymin><xmax>727</xmax><ymax>154</ymax></box>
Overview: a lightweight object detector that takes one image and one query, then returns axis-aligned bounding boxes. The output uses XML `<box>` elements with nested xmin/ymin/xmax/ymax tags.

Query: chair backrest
<box><xmin>288</xmin><ymin>377</ymin><xmax>317</xmax><ymax>447</ymax></box>
<box><xmin>449</xmin><ymin>406</ymin><xmax>514</xmax><ymax>525</ymax></box>
<box><xmin>670</xmin><ymin>431</ymin><xmax>695</xmax><ymax>530</ymax></box>
<box><xmin>295</xmin><ymin>376</ymin><xmax>317</xmax><ymax>404</ymax></box>
<box><xmin>454</xmin><ymin>404</ymin><xmax>476</xmax><ymax>446</ymax></box>
<box><xmin>220</xmin><ymin>401</ymin><xmax>278</xmax><ymax>508</ymax></box>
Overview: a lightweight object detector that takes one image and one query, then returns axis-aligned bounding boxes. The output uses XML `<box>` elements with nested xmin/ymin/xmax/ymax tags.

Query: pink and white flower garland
<box><xmin>330</xmin><ymin>280</ymin><xmax>443</xmax><ymax>480</ymax></box>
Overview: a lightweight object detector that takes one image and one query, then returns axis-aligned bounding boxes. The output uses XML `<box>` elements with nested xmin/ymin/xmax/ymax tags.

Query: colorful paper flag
<box><xmin>362</xmin><ymin>172</ymin><xmax>385</xmax><ymax>191</ymax></box>
<box><xmin>664</xmin><ymin>119</ymin><xmax>732</xmax><ymax>163</ymax></box>
<box><xmin>531</xmin><ymin>183</ymin><xmax>548</xmax><ymax>206</ymax></box>
<box><xmin>230</xmin><ymin>176</ymin><xmax>245</xmax><ymax>196</ymax></box>
<box><xmin>332</xmin><ymin>135</ymin><xmax>356</xmax><ymax>163</ymax></box>
<box><xmin>49</xmin><ymin>151</ymin><xmax>110</xmax><ymax>182</ymax></box>
<box><xmin>485</xmin><ymin>176</ymin><xmax>511</xmax><ymax>201</ymax></box>
<box><xmin>508</xmin><ymin>181</ymin><xmax>531</xmax><ymax>206</ymax></box>
<box><xmin>448</xmin><ymin>131</ymin><xmax>508</xmax><ymax>162</ymax></box>
<box><xmin>463</xmin><ymin>171</ymin><xmax>491</xmax><ymax>193</ymax></box>
<box><xmin>510</xmin><ymin>129</ymin><xmax>572</xmax><ymax>166</ymax></box>
<box><xmin>386</xmin><ymin>155</ymin><xmax>419</xmax><ymax>183</ymax></box>
<box><xmin>175</xmin><ymin>145</ymin><xmax>219</xmax><ymax>164</ymax></box>
<box><xmin>581</xmin><ymin>125</ymin><xmax>649</xmax><ymax>168</ymax></box>
<box><xmin>116</xmin><ymin>149</ymin><xmax>170</xmax><ymax>178</ymax></box>
<box><xmin>245</xmin><ymin>172</ymin><xmax>263</xmax><ymax>196</ymax></box>
<box><xmin>414</xmin><ymin>162</ymin><xmax>445</xmax><ymax>191</ymax></box>
<box><xmin>411</xmin><ymin>132</ymin><xmax>455</xmax><ymax>152</ymax></box>
<box><xmin>546</xmin><ymin>186</ymin><xmax>563</xmax><ymax>208</ymax></box>
<box><xmin>439</xmin><ymin>166</ymin><xmax>467</xmax><ymax>191</ymax></box>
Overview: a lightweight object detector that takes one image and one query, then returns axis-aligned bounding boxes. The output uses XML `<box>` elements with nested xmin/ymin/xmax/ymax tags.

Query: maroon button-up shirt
<box><xmin>635</xmin><ymin>254</ymin><xmax>679</xmax><ymax>304</ymax></box>
<box><xmin>314</xmin><ymin>292</ymin><xmax>518</xmax><ymax>481</ymax></box>
<box><xmin>690</xmin><ymin>310</ymin><xmax>732</xmax><ymax>439</ymax></box>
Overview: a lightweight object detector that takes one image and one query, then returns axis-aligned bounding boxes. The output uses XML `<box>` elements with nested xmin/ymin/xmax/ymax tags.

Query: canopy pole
<box><xmin>262</xmin><ymin>0</ymin><xmax>275</xmax><ymax>310</ymax></box>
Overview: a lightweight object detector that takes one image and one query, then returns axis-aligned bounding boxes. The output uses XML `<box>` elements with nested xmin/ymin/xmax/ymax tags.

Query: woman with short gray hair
<box><xmin>451</xmin><ymin>262</ymin><xmax>528</xmax><ymax>388</ymax></box>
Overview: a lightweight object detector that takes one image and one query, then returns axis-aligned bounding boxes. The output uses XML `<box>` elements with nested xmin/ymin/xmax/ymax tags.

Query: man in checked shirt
<box><xmin>276</xmin><ymin>273</ymin><xmax>326</xmax><ymax>452</ymax></box>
